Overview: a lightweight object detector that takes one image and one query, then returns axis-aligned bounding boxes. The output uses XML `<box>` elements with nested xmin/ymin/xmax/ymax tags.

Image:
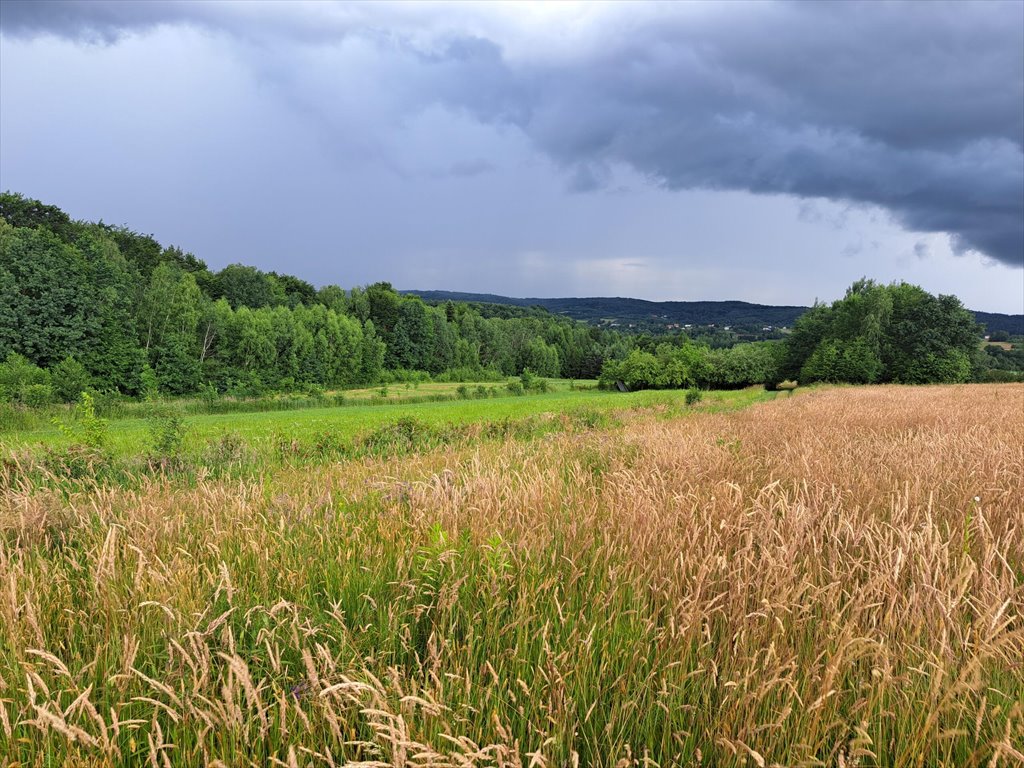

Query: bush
<box><xmin>147</xmin><ymin>407</ymin><xmax>188</xmax><ymax>468</ymax></box>
<box><xmin>506</xmin><ymin>379</ymin><xmax>524</xmax><ymax>396</ymax></box>
<box><xmin>50</xmin><ymin>357</ymin><xmax>91</xmax><ymax>403</ymax></box>
<box><xmin>140</xmin><ymin>364</ymin><xmax>159</xmax><ymax>402</ymax></box>
<box><xmin>52</xmin><ymin>391</ymin><xmax>108</xmax><ymax>451</ymax></box>
<box><xmin>301</xmin><ymin>382</ymin><xmax>326</xmax><ymax>400</ymax></box>
<box><xmin>199</xmin><ymin>383</ymin><xmax>219</xmax><ymax>408</ymax></box>
<box><xmin>379</xmin><ymin>369</ymin><xmax>432</xmax><ymax>384</ymax></box>
<box><xmin>977</xmin><ymin>368</ymin><xmax>1023</xmax><ymax>383</ymax></box>
<box><xmin>519</xmin><ymin>368</ymin><xmax>549</xmax><ymax>393</ymax></box>
<box><xmin>0</xmin><ymin>353</ymin><xmax>50</xmax><ymax>403</ymax></box>
<box><xmin>228</xmin><ymin>373</ymin><xmax>266</xmax><ymax>399</ymax></box>
<box><xmin>19</xmin><ymin>383</ymin><xmax>54</xmax><ymax>407</ymax></box>
<box><xmin>434</xmin><ymin>366</ymin><xmax>504</xmax><ymax>383</ymax></box>
<box><xmin>685</xmin><ymin>388</ymin><xmax>703</xmax><ymax>405</ymax></box>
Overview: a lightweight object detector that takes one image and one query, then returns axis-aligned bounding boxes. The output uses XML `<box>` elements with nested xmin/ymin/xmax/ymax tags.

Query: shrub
<box><xmin>685</xmin><ymin>388</ymin><xmax>703</xmax><ymax>405</ymax></box>
<box><xmin>199</xmin><ymin>383</ymin><xmax>219</xmax><ymax>408</ymax></box>
<box><xmin>519</xmin><ymin>368</ymin><xmax>549</xmax><ymax>393</ymax></box>
<box><xmin>50</xmin><ymin>357</ymin><xmax>91</xmax><ymax>403</ymax></box>
<box><xmin>977</xmin><ymin>368</ymin><xmax>1023</xmax><ymax>383</ymax></box>
<box><xmin>519</xmin><ymin>368</ymin><xmax>537</xmax><ymax>391</ymax></box>
<box><xmin>20</xmin><ymin>383</ymin><xmax>54</xmax><ymax>408</ymax></box>
<box><xmin>139</xmin><ymin>364</ymin><xmax>159</xmax><ymax>402</ymax></box>
<box><xmin>146</xmin><ymin>407</ymin><xmax>188</xmax><ymax>468</ymax></box>
<box><xmin>0</xmin><ymin>353</ymin><xmax>50</xmax><ymax>403</ymax></box>
<box><xmin>52</xmin><ymin>391</ymin><xmax>108</xmax><ymax>451</ymax></box>
<box><xmin>301</xmin><ymin>382</ymin><xmax>326</xmax><ymax>400</ymax></box>
<box><xmin>228</xmin><ymin>373</ymin><xmax>266</xmax><ymax>399</ymax></box>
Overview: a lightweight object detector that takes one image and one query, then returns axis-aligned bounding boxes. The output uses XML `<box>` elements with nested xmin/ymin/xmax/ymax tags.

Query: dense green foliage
<box><xmin>780</xmin><ymin>279</ymin><xmax>983</xmax><ymax>385</ymax></box>
<box><xmin>598</xmin><ymin>340</ymin><xmax>786</xmax><ymax>391</ymax></box>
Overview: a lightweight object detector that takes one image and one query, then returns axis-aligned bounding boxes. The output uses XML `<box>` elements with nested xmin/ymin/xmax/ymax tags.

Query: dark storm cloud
<box><xmin>0</xmin><ymin>0</ymin><xmax>196</xmax><ymax>41</ymax></box>
<box><xmin>469</xmin><ymin>2</ymin><xmax>1023</xmax><ymax>267</ymax></box>
<box><xmin>2</xmin><ymin>0</ymin><xmax>1021</xmax><ymax>267</ymax></box>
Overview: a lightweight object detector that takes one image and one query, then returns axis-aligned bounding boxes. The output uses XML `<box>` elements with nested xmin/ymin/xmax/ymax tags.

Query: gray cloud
<box><xmin>464</xmin><ymin>3</ymin><xmax>1023</xmax><ymax>266</ymax></box>
<box><xmin>0</xmin><ymin>0</ymin><xmax>209</xmax><ymax>42</ymax></box>
<box><xmin>1</xmin><ymin>0</ymin><xmax>1021</xmax><ymax>269</ymax></box>
<box><xmin>445</xmin><ymin>159</ymin><xmax>496</xmax><ymax>178</ymax></box>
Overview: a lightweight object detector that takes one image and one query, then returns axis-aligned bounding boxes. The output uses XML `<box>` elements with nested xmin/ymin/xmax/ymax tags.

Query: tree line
<box><xmin>598</xmin><ymin>279</ymin><xmax>995</xmax><ymax>391</ymax></box>
<box><xmin>0</xmin><ymin>192</ymin><xmax>1006</xmax><ymax>407</ymax></box>
<box><xmin>0</xmin><ymin>192</ymin><xmax>626</xmax><ymax>402</ymax></box>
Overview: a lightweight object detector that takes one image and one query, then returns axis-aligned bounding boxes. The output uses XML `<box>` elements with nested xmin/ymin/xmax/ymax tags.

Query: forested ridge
<box><xmin>406</xmin><ymin>290</ymin><xmax>1024</xmax><ymax>336</ymax></box>
<box><xmin>0</xmin><ymin>191</ymin><xmax>1019</xmax><ymax>407</ymax></box>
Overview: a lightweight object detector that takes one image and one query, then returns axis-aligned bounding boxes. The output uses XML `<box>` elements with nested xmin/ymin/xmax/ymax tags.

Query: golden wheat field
<box><xmin>1</xmin><ymin>384</ymin><xmax>1022</xmax><ymax>767</ymax></box>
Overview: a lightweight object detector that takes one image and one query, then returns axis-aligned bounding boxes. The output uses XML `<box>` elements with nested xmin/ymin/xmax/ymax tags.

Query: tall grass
<box><xmin>0</xmin><ymin>384</ymin><xmax>1021</xmax><ymax>766</ymax></box>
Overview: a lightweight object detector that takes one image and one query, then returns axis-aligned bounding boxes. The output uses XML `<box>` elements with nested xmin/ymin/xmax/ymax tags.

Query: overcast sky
<box><xmin>1</xmin><ymin>0</ymin><xmax>1022</xmax><ymax>312</ymax></box>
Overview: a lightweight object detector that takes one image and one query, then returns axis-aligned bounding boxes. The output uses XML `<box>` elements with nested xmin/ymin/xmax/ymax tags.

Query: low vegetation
<box><xmin>1</xmin><ymin>383</ymin><xmax>1021</xmax><ymax>766</ymax></box>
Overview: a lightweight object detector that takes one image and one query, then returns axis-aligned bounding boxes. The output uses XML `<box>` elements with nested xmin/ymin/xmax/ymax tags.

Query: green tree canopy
<box><xmin>784</xmin><ymin>279</ymin><xmax>980</xmax><ymax>385</ymax></box>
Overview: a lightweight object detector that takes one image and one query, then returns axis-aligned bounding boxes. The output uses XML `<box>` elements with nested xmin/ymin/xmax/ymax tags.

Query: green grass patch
<box><xmin>2</xmin><ymin>386</ymin><xmax>774</xmax><ymax>462</ymax></box>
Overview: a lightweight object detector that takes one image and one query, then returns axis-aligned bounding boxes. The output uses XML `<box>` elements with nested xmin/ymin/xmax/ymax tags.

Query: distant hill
<box><xmin>405</xmin><ymin>290</ymin><xmax>1024</xmax><ymax>335</ymax></box>
<box><xmin>972</xmin><ymin>310</ymin><xmax>1024</xmax><ymax>336</ymax></box>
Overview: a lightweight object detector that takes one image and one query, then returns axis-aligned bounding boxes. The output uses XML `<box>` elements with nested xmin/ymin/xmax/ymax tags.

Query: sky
<box><xmin>1</xmin><ymin>1</ymin><xmax>1022</xmax><ymax>313</ymax></box>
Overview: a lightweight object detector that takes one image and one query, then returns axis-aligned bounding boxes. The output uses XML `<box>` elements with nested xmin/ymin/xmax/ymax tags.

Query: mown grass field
<box><xmin>1</xmin><ymin>383</ymin><xmax>1021</xmax><ymax>767</ymax></box>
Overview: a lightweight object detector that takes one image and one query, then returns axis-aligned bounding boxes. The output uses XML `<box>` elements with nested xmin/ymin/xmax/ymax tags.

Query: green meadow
<box><xmin>1</xmin><ymin>383</ymin><xmax>777</xmax><ymax>460</ymax></box>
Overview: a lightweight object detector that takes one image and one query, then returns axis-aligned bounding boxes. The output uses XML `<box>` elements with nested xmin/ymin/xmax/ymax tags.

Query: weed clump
<box><xmin>359</xmin><ymin>417</ymin><xmax>441</xmax><ymax>456</ymax></box>
<box><xmin>45</xmin><ymin>392</ymin><xmax>110</xmax><ymax>478</ymax></box>
<box><xmin>146</xmin><ymin>406</ymin><xmax>188</xmax><ymax>471</ymax></box>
